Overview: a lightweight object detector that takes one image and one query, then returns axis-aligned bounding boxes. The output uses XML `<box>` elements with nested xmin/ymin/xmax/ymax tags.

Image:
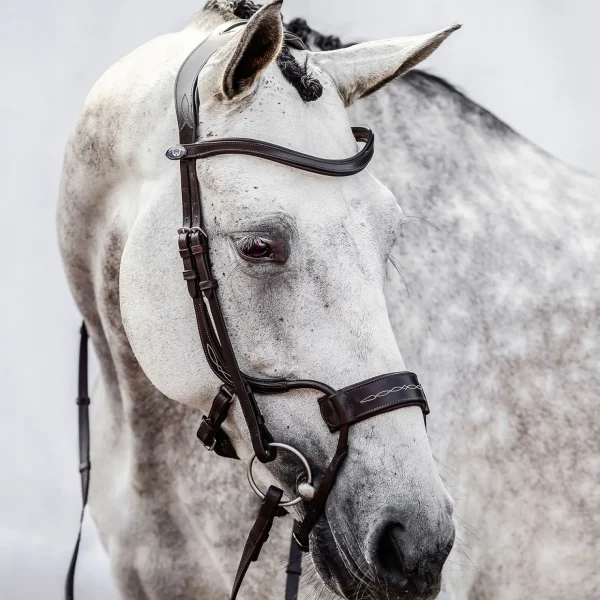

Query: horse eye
<box><xmin>236</xmin><ymin>236</ymin><xmax>273</xmax><ymax>260</ymax></box>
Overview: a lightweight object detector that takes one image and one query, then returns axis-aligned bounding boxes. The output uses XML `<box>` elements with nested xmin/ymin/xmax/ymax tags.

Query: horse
<box><xmin>57</xmin><ymin>1</ymin><xmax>599</xmax><ymax>599</ymax></box>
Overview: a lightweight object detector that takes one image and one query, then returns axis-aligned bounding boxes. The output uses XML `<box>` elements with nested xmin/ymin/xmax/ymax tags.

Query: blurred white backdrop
<box><xmin>0</xmin><ymin>1</ymin><xmax>598</xmax><ymax>599</ymax></box>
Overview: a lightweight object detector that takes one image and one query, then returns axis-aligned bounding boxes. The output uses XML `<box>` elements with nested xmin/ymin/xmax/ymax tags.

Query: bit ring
<box><xmin>246</xmin><ymin>443</ymin><xmax>313</xmax><ymax>507</ymax></box>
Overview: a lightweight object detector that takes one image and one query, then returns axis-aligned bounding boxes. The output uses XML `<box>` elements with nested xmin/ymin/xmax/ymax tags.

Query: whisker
<box><xmin>453</xmin><ymin>536</ymin><xmax>476</xmax><ymax>569</ymax></box>
<box><xmin>401</xmin><ymin>214</ymin><xmax>446</xmax><ymax>236</ymax></box>
<box><xmin>455</xmin><ymin>515</ymin><xmax>480</xmax><ymax>540</ymax></box>
<box><xmin>387</xmin><ymin>255</ymin><xmax>411</xmax><ymax>298</ymax></box>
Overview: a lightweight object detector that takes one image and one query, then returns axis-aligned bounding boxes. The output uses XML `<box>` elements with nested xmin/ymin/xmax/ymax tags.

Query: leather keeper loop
<box><xmin>197</xmin><ymin>416</ymin><xmax>218</xmax><ymax>450</ymax></box>
<box><xmin>191</xmin><ymin>244</ymin><xmax>209</xmax><ymax>255</ymax></box>
<box><xmin>178</xmin><ymin>231</ymin><xmax>190</xmax><ymax>256</ymax></box>
<box><xmin>196</xmin><ymin>385</ymin><xmax>237</xmax><ymax>456</ymax></box>
<box><xmin>199</xmin><ymin>279</ymin><xmax>218</xmax><ymax>291</ymax></box>
<box><xmin>182</xmin><ymin>269</ymin><xmax>196</xmax><ymax>281</ymax></box>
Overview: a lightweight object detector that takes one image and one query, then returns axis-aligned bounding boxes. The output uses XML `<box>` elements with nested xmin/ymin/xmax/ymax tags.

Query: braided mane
<box><xmin>204</xmin><ymin>0</ymin><xmax>348</xmax><ymax>102</ymax></box>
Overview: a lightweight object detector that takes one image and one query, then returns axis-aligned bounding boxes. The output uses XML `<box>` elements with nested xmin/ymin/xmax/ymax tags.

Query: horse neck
<box><xmin>350</xmin><ymin>70</ymin><xmax>599</xmax><ymax>219</ymax></box>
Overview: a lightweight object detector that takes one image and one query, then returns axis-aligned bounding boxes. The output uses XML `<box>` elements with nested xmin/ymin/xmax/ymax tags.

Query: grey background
<box><xmin>1</xmin><ymin>1</ymin><xmax>597</xmax><ymax>598</ymax></box>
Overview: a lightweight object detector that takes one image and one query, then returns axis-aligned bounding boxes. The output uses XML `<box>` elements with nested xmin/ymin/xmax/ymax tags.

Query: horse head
<box><xmin>120</xmin><ymin>3</ymin><xmax>459</xmax><ymax>597</ymax></box>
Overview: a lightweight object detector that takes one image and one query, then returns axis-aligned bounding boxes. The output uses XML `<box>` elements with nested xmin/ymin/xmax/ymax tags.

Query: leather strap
<box><xmin>231</xmin><ymin>486</ymin><xmax>285</xmax><ymax>600</ymax></box>
<box><xmin>175</xmin><ymin>21</ymin><xmax>307</xmax><ymax>147</ymax></box>
<box><xmin>319</xmin><ymin>372</ymin><xmax>429</xmax><ymax>432</ymax></box>
<box><xmin>293</xmin><ymin>373</ymin><xmax>428</xmax><ymax>550</ymax></box>
<box><xmin>176</xmin><ymin>20</ymin><xmax>247</xmax><ymax>146</ymax></box>
<box><xmin>201</xmin><ymin>375</ymin><xmax>423</xmax><ymax>562</ymax></box>
<box><xmin>175</xmin><ymin>21</ymin><xmax>286</xmax><ymax>463</ymax></box>
<box><xmin>293</xmin><ymin>424</ymin><xmax>349</xmax><ymax>551</ymax></box>
<box><xmin>167</xmin><ymin>127</ymin><xmax>375</xmax><ymax>178</ymax></box>
<box><xmin>285</xmin><ymin>532</ymin><xmax>303</xmax><ymax>600</ymax></box>
<box><xmin>65</xmin><ymin>323</ymin><xmax>91</xmax><ymax>600</ymax></box>
<box><xmin>186</xmin><ymin>227</ymin><xmax>276</xmax><ymax>463</ymax></box>
<box><xmin>197</xmin><ymin>384</ymin><xmax>239</xmax><ymax>458</ymax></box>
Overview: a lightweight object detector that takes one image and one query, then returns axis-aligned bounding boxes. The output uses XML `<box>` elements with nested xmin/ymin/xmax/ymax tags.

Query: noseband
<box><xmin>66</xmin><ymin>19</ymin><xmax>430</xmax><ymax>600</ymax></box>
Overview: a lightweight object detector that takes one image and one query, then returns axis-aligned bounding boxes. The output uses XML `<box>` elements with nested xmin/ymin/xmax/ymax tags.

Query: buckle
<box><xmin>197</xmin><ymin>416</ymin><xmax>217</xmax><ymax>452</ymax></box>
<box><xmin>189</xmin><ymin>226</ymin><xmax>208</xmax><ymax>238</ymax></box>
<box><xmin>292</xmin><ymin>532</ymin><xmax>310</xmax><ymax>552</ymax></box>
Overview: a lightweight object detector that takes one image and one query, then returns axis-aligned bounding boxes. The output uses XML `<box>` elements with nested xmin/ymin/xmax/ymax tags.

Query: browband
<box><xmin>166</xmin><ymin>126</ymin><xmax>375</xmax><ymax>177</ymax></box>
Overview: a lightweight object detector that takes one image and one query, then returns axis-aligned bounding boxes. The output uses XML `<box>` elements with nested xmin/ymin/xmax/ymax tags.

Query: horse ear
<box><xmin>222</xmin><ymin>0</ymin><xmax>284</xmax><ymax>99</ymax></box>
<box><xmin>312</xmin><ymin>24</ymin><xmax>461</xmax><ymax>106</ymax></box>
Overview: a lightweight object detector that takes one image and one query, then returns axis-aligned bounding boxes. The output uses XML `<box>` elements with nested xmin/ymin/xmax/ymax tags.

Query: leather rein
<box><xmin>66</xmin><ymin>19</ymin><xmax>430</xmax><ymax>600</ymax></box>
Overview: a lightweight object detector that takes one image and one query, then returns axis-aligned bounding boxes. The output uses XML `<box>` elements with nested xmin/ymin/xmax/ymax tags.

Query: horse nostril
<box><xmin>375</xmin><ymin>524</ymin><xmax>408</xmax><ymax>585</ymax></box>
<box><xmin>371</xmin><ymin>519</ymin><xmax>453</xmax><ymax>594</ymax></box>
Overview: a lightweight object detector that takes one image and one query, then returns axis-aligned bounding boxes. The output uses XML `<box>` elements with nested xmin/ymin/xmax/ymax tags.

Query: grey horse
<box><xmin>58</xmin><ymin>1</ymin><xmax>599</xmax><ymax>599</ymax></box>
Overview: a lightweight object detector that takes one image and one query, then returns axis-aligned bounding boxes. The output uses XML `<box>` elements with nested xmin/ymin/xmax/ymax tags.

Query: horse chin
<box><xmin>311</xmin><ymin>519</ymin><xmax>376</xmax><ymax>600</ymax></box>
<box><xmin>310</xmin><ymin>520</ymin><xmax>360</xmax><ymax>599</ymax></box>
<box><xmin>310</xmin><ymin>519</ymin><xmax>443</xmax><ymax>600</ymax></box>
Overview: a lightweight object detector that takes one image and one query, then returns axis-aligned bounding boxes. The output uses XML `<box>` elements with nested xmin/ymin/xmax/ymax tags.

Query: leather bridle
<box><xmin>66</xmin><ymin>19</ymin><xmax>430</xmax><ymax>600</ymax></box>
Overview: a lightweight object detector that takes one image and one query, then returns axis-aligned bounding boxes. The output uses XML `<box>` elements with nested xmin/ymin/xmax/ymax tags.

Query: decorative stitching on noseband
<box><xmin>360</xmin><ymin>384</ymin><xmax>423</xmax><ymax>404</ymax></box>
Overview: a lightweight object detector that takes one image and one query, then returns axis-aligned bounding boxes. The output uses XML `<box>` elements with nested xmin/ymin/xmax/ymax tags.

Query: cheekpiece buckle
<box><xmin>189</xmin><ymin>226</ymin><xmax>208</xmax><ymax>238</ymax></box>
<box><xmin>197</xmin><ymin>416</ymin><xmax>218</xmax><ymax>452</ymax></box>
<box><xmin>292</xmin><ymin>531</ymin><xmax>310</xmax><ymax>553</ymax></box>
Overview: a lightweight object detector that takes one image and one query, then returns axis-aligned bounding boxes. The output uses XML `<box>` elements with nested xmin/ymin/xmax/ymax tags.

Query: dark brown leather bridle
<box><xmin>67</xmin><ymin>19</ymin><xmax>430</xmax><ymax>600</ymax></box>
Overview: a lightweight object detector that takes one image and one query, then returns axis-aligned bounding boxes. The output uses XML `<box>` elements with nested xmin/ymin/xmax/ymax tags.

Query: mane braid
<box><xmin>276</xmin><ymin>45</ymin><xmax>323</xmax><ymax>102</ymax></box>
<box><xmin>232</xmin><ymin>0</ymin><xmax>261</xmax><ymax>20</ymax></box>
<box><xmin>285</xmin><ymin>18</ymin><xmax>345</xmax><ymax>50</ymax></box>
<box><xmin>232</xmin><ymin>0</ymin><xmax>323</xmax><ymax>102</ymax></box>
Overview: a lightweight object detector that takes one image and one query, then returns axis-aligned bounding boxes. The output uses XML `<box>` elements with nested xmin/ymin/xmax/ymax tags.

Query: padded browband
<box><xmin>166</xmin><ymin>127</ymin><xmax>375</xmax><ymax>177</ymax></box>
<box><xmin>319</xmin><ymin>372</ymin><xmax>429</xmax><ymax>432</ymax></box>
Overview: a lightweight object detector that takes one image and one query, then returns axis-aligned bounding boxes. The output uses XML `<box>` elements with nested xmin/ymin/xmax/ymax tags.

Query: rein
<box><xmin>66</xmin><ymin>19</ymin><xmax>429</xmax><ymax>600</ymax></box>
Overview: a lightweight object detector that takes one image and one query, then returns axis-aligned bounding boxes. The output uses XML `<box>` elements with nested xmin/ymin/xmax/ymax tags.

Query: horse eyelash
<box><xmin>234</xmin><ymin>235</ymin><xmax>271</xmax><ymax>253</ymax></box>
